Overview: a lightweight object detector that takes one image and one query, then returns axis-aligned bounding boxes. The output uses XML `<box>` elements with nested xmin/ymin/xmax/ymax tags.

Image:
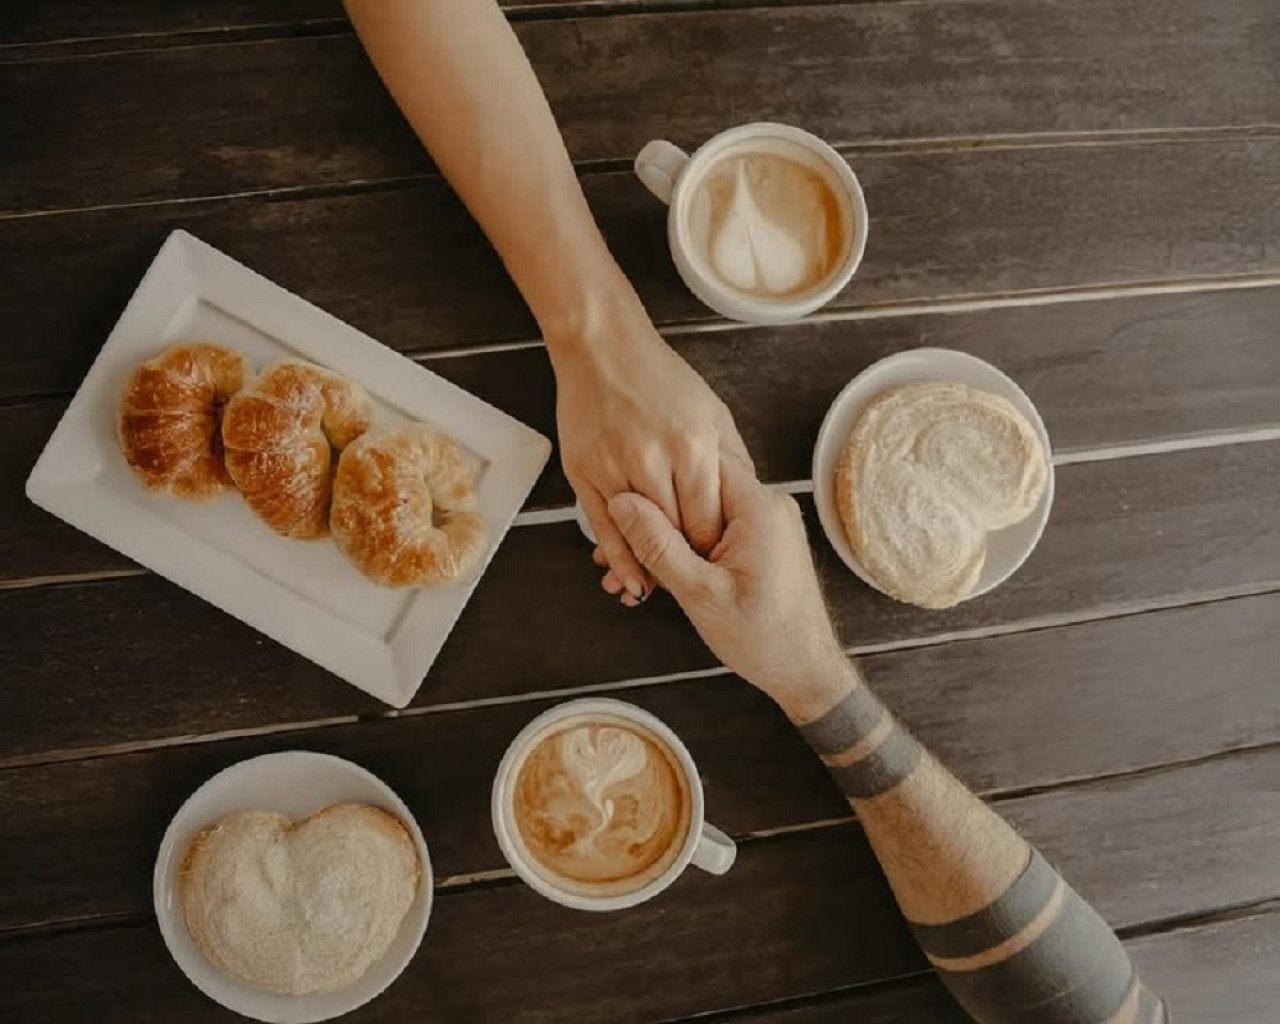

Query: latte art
<box><xmin>685</xmin><ymin>143</ymin><xmax>848</xmax><ymax>299</ymax></box>
<box><xmin>512</xmin><ymin>716</ymin><xmax>691</xmax><ymax>896</ymax></box>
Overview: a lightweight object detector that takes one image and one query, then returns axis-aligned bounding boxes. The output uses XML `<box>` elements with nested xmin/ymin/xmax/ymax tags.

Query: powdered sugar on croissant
<box><xmin>331</xmin><ymin>424</ymin><xmax>488</xmax><ymax>587</ymax></box>
<box><xmin>221</xmin><ymin>359</ymin><xmax>373</xmax><ymax>539</ymax></box>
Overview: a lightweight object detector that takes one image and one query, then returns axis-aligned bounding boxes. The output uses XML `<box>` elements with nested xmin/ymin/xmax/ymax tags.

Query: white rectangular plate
<box><xmin>26</xmin><ymin>230</ymin><xmax>552</xmax><ymax>708</ymax></box>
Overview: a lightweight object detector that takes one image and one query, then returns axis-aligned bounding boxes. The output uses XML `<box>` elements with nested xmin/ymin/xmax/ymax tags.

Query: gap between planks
<box><xmin>4</xmin><ymin>581</ymin><xmax>1278</xmax><ymax>771</ymax></box>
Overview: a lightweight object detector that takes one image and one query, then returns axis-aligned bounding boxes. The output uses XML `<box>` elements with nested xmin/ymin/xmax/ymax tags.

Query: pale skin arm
<box><xmin>344</xmin><ymin>0</ymin><xmax>749</xmax><ymax>603</ymax></box>
<box><xmin>608</xmin><ymin>461</ymin><xmax>1168</xmax><ymax>1023</ymax></box>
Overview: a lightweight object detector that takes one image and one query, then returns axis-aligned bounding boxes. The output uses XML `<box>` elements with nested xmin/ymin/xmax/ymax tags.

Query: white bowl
<box><xmin>154</xmin><ymin>751</ymin><xmax>432</xmax><ymax>1023</ymax></box>
<box><xmin>812</xmin><ymin>347</ymin><xmax>1055</xmax><ymax>604</ymax></box>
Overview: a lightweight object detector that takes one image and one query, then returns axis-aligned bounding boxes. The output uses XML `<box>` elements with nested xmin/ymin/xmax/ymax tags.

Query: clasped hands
<box><xmin>555</xmin><ymin>315</ymin><xmax>850</xmax><ymax>712</ymax></box>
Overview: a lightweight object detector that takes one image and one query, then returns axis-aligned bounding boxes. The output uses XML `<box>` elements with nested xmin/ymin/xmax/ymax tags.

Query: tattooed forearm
<box><xmin>797</xmin><ymin>676</ymin><xmax>1168</xmax><ymax>1024</ymax></box>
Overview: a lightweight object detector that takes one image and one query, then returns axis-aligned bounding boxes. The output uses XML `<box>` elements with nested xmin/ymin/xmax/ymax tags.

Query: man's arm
<box><xmin>608</xmin><ymin>459</ymin><xmax>1167</xmax><ymax>1023</ymax></box>
<box><xmin>345</xmin><ymin>0</ymin><xmax>750</xmax><ymax>596</ymax></box>
<box><xmin>788</xmin><ymin>663</ymin><xmax>1165</xmax><ymax>1022</ymax></box>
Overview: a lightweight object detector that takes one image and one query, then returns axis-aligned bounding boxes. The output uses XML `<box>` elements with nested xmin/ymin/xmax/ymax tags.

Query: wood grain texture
<box><xmin>5</xmin><ymin>136</ymin><xmax>1280</xmax><ymax>404</ymax></box>
<box><xmin>2</xmin><ymin>441</ymin><xmax>1279</xmax><ymax>760</ymax></box>
<box><xmin>5</xmin><ymin>1</ymin><xmax>1280</xmax><ymax>211</ymax></box>
<box><xmin>2</xmin><ymin>755</ymin><xmax>1277</xmax><ymax>1021</ymax></box>
<box><xmin>9</xmin><ymin>285</ymin><xmax>1280</xmax><ymax>584</ymax></box>
<box><xmin>732</xmin><ymin>909</ymin><xmax>1280</xmax><ymax>1024</ymax></box>
<box><xmin>0</xmin><ymin>0</ymin><xmax>816</xmax><ymax>51</ymax></box>
<box><xmin>2</xmin><ymin>599</ymin><xmax>1278</xmax><ymax>932</ymax></box>
<box><xmin>0</xmin><ymin>2</ymin><xmax>342</xmax><ymax>48</ymax></box>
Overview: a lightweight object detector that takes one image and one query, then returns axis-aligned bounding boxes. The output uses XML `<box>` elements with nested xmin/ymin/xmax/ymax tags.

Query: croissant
<box><xmin>331</xmin><ymin>424</ymin><xmax>487</xmax><ymax>587</ymax></box>
<box><xmin>836</xmin><ymin>382</ymin><xmax>1047</xmax><ymax>609</ymax></box>
<box><xmin>117</xmin><ymin>343</ymin><xmax>247</xmax><ymax>501</ymax></box>
<box><xmin>221</xmin><ymin>359</ymin><xmax>373</xmax><ymax>539</ymax></box>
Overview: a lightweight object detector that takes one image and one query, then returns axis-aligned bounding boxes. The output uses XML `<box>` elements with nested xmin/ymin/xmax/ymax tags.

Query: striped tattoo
<box><xmin>798</xmin><ymin>685</ymin><xmax>923</xmax><ymax>799</ymax></box>
<box><xmin>911</xmin><ymin>850</ymin><xmax>1169</xmax><ymax>1023</ymax></box>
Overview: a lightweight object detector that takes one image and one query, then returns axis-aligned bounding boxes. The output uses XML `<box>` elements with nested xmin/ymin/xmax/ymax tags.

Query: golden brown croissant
<box><xmin>221</xmin><ymin>359</ymin><xmax>373</xmax><ymax>539</ymax></box>
<box><xmin>331</xmin><ymin>424</ymin><xmax>487</xmax><ymax>587</ymax></box>
<box><xmin>117</xmin><ymin>343</ymin><xmax>247</xmax><ymax>501</ymax></box>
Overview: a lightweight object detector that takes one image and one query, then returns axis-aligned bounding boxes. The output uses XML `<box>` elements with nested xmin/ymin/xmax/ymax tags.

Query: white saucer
<box><xmin>154</xmin><ymin>751</ymin><xmax>433</xmax><ymax>1023</ymax></box>
<box><xmin>811</xmin><ymin>347</ymin><xmax>1055</xmax><ymax>604</ymax></box>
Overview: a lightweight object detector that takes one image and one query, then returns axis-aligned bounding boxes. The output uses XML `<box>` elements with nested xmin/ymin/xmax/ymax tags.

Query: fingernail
<box><xmin>620</xmin><ymin>592</ymin><xmax>640</xmax><ymax>609</ymax></box>
<box><xmin>625</xmin><ymin>578</ymin><xmax>645</xmax><ymax>600</ymax></box>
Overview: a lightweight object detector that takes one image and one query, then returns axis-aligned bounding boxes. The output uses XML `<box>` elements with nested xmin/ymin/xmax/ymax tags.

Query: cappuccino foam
<box><xmin>684</xmin><ymin>139</ymin><xmax>849</xmax><ymax>299</ymax></box>
<box><xmin>512</xmin><ymin>715</ymin><xmax>692</xmax><ymax>897</ymax></box>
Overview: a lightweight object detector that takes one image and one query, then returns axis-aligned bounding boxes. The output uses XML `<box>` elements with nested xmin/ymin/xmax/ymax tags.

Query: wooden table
<box><xmin>3</xmin><ymin>2</ymin><xmax>1279</xmax><ymax>1021</ymax></box>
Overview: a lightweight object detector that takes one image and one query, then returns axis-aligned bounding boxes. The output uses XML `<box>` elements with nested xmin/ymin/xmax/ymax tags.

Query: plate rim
<box><xmin>811</xmin><ymin>346</ymin><xmax>1056</xmax><ymax>603</ymax></box>
<box><xmin>152</xmin><ymin>749</ymin><xmax>433</xmax><ymax>1024</ymax></box>
<box><xmin>25</xmin><ymin>229</ymin><xmax>552</xmax><ymax>708</ymax></box>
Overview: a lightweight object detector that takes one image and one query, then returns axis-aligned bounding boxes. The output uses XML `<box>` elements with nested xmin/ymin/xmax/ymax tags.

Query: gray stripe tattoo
<box><xmin>912</xmin><ymin>849</ymin><xmax>1062</xmax><ymax>960</ymax></box>
<box><xmin>829</xmin><ymin>725</ymin><xmax>924</xmax><ymax>799</ymax></box>
<box><xmin>915</xmin><ymin>851</ymin><xmax>1168</xmax><ymax>1023</ymax></box>
<box><xmin>799</xmin><ymin>686</ymin><xmax>923</xmax><ymax>800</ymax></box>
<box><xmin>797</xmin><ymin>685</ymin><xmax>887</xmax><ymax>755</ymax></box>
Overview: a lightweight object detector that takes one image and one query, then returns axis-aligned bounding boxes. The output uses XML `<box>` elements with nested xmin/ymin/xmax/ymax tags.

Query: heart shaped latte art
<box><xmin>179</xmin><ymin>803</ymin><xmax>420</xmax><ymax>996</ymax></box>
<box><xmin>836</xmin><ymin>382</ymin><xmax>1048</xmax><ymax>609</ymax></box>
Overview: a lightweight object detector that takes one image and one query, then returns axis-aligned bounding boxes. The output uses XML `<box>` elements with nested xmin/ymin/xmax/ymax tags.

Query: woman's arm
<box><xmin>345</xmin><ymin>0</ymin><xmax>748</xmax><ymax>601</ymax></box>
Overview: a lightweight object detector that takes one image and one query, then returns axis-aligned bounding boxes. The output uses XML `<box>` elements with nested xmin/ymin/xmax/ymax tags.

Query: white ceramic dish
<box><xmin>812</xmin><ymin>347</ymin><xmax>1055</xmax><ymax>603</ymax></box>
<box><xmin>25</xmin><ymin>230</ymin><xmax>551</xmax><ymax>707</ymax></box>
<box><xmin>153</xmin><ymin>751</ymin><xmax>432</xmax><ymax>1023</ymax></box>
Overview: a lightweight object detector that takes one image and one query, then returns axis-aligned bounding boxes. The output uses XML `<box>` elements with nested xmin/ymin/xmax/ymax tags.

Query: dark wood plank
<box><xmin>5</xmin><ymin>136</ymin><xmax>1280</xmax><ymax>404</ymax></box>
<box><xmin>2</xmin><ymin>597</ymin><xmax>1278</xmax><ymax>932</ymax></box>
<box><xmin>733</xmin><ymin>908</ymin><xmax>1280</xmax><ymax>1024</ymax></box>
<box><xmin>2</xmin><ymin>752</ymin><xmax>1277</xmax><ymax>1021</ymax></box>
<box><xmin>1128</xmin><ymin>908</ymin><xmax>1280</xmax><ymax>1024</ymax></box>
<box><xmin>2</xmin><ymin>440</ymin><xmax>1279</xmax><ymax>760</ymax></box>
<box><xmin>0</xmin><ymin>0</ymin><xmax>812</xmax><ymax>51</ymax></box>
<box><xmin>10</xmin><ymin>285</ymin><xmax>1280</xmax><ymax>584</ymax></box>
<box><xmin>6</xmin><ymin>1</ymin><xmax>1280</xmax><ymax>212</ymax></box>
<box><xmin>0</xmin><ymin>2</ymin><xmax>342</xmax><ymax>48</ymax></box>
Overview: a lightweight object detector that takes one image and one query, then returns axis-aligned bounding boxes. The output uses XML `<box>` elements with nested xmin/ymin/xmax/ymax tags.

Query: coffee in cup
<box><xmin>635</xmin><ymin>123</ymin><xmax>868</xmax><ymax>325</ymax></box>
<box><xmin>511</xmin><ymin>713</ymin><xmax>692</xmax><ymax>898</ymax></box>
<box><xmin>492</xmin><ymin>698</ymin><xmax>736</xmax><ymax>911</ymax></box>
<box><xmin>684</xmin><ymin>140</ymin><xmax>849</xmax><ymax>301</ymax></box>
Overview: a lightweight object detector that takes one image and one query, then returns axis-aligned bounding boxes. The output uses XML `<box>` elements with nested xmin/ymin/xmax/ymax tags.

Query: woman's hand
<box><xmin>552</xmin><ymin>303</ymin><xmax>749</xmax><ymax>605</ymax></box>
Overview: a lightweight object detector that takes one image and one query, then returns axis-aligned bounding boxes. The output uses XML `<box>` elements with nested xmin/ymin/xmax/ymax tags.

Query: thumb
<box><xmin>608</xmin><ymin>492</ymin><xmax>709</xmax><ymax>596</ymax></box>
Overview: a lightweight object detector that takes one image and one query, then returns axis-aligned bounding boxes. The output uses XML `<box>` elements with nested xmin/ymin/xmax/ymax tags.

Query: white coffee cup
<box><xmin>635</xmin><ymin>122</ymin><xmax>868</xmax><ymax>324</ymax></box>
<box><xmin>491</xmin><ymin>697</ymin><xmax>737</xmax><ymax>911</ymax></box>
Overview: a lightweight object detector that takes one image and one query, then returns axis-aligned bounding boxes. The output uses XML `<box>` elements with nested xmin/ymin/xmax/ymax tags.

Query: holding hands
<box><xmin>552</xmin><ymin>303</ymin><xmax>750</xmax><ymax>605</ymax></box>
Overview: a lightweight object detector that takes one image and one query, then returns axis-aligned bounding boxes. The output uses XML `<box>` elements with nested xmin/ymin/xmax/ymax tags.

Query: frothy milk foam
<box><xmin>512</xmin><ymin>714</ymin><xmax>692</xmax><ymax>897</ymax></box>
<box><xmin>684</xmin><ymin>138</ymin><xmax>849</xmax><ymax>300</ymax></box>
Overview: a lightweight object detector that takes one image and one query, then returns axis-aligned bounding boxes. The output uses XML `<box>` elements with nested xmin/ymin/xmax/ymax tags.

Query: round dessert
<box><xmin>330</xmin><ymin>424</ymin><xmax>487</xmax><ymax>587</ymax></box>
<box><xmin>836</xmin><ymin>382</ymin><xmax>1048</xmax><ymax>609</ymax></box>
<box><xmin>117</xmin><ymin>343</ymin><xmax>248</xmax><ymax>501</ymax></box>
<box><xmin>179</xmin><ymin>803</ymin><xmax>420</xmax><ymax>997</ymax></box>
<box><xmin>221</xmin><ymin>359</ymin><xmax>373</xmax><ymax>539</ymax></box>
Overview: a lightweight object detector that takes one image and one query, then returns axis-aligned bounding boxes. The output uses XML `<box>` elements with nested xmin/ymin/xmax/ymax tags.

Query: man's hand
<box><xmin>557</xmin><ymin>307</ymin><xmax>749</xmax><ymax>604</ymax></box>
<box><xmin>606</xmin><ymin>455</ymin><xmax>854</xmax><ymax>716</ymax></box>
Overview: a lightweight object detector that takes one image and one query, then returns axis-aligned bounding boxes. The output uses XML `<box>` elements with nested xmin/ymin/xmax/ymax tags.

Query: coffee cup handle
<box><xmin>635</xmin><ymin>140</ymin><xmax>689</xmax><ymax>205</ymax></box>
<box><xmin>691</xmin><ymin>822</ymin><xmax>737</xmax><ymax>876</ymax></box>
